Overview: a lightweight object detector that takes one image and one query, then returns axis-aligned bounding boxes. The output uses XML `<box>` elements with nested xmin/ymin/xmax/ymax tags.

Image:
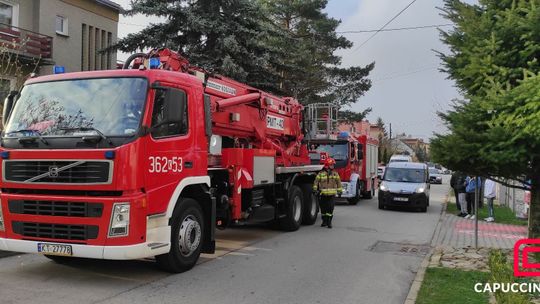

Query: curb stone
<box><xmin>404</xmin><ymin>248</ymin><xmax>433</xmax><ymax>304</ymax></box>
<box><xmin>404</xmin><ymin>193</ymin><xmax>448</xmax><ymax>304</ymax></box>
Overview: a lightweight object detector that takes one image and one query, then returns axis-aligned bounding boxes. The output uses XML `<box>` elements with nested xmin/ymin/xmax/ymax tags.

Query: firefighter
<box><xmin>313</xmin><ymin>158</ymin><xmax>342</xmax><ymax>228</ymax></box>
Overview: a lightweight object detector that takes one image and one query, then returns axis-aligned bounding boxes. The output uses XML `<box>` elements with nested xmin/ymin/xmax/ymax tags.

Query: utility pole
<box><xmin>475</xmin><ymin>176</ymin><xmax>480</xmax><ymax>249</ymax></box>
<box><xmin>389</xmin><ymin>123</ymin><xmax>392</xmax><ymax>140</ymax></box>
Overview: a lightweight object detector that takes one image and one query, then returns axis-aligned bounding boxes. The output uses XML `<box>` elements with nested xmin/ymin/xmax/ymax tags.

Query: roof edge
<box><xmin>93</xmin><ymin>0</ymin><xmax>123</xmax><ymax>12</ymax></box>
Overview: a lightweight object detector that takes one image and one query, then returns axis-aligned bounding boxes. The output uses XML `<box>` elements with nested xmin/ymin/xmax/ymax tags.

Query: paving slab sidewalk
<box><xmin>432</xmin><ymin>198</ymin><xmax>527</xmax><ymax>249</ymax></box>
<box><xmin>405</xmin><ymin>196</ymin><xmax>528</xmax><ymax>304</ymax></box>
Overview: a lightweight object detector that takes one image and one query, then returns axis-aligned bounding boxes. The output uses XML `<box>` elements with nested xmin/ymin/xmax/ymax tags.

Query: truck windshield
<box><xmin>4</xmin><ymin>77</ymin><xmax>147</xmax><ymax>137</ymax></box>
<box><xmin>309</xmin><ymin>143</ymin><xmax>348</xmax><ymax>161</ymax></box>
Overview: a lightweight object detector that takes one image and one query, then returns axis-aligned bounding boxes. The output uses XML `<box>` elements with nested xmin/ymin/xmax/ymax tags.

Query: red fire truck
<box><xmin>306</xmin><ymin>104</ymin><xmax>379</xmax><ymax>205</ymax></box>
<box><xmin>0</xmin><ymin>48</ymin><xmax>323</xmax><ymax>272</ymax></box>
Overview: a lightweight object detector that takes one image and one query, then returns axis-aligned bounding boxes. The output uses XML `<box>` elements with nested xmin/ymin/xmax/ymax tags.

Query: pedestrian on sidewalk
<box><xmin>456</xmin><ymin>172</ymin><xmax>469</xmax><ymax>217</ymax></box>
<box><xmin>484</xmin><ymin>178</ymin><xmax>496</xmax><ymax>222</ymax></box>
<box><xmin>313</xmin><ymin>157</ymin><xmax>342</xmax><ymax>229</ymax></box>
<box><xmin>465</xmin><ymin>175</ymin><xmax>478</xmax><ymax>219</ymax></box>
<box><xmin>451</xmin><ymin>171</ymin><xmax>467</xmax><ymax>216</ymax></box>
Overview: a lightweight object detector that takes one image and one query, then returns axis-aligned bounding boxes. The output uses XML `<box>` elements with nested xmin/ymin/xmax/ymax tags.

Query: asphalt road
<box><xmin>0</xmin><ymin>177</ymin><xmax>449</xmax><ymax>304</ymax></box>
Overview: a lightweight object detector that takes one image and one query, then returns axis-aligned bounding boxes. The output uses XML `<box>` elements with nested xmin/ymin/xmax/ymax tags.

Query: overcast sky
<box><xmin>114</xmin><ymin>0</ymin><xmax>469</xmax><ymax>141</ymax></box>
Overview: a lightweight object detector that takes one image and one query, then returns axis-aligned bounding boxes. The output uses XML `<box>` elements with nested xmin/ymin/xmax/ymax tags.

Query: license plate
<box><xmin>394</xmin><ymin>197</ymin><xmax>409</xmax><ymax>202</ymax></box>
<box><xmin>38</xmin><ymin>243</ymin><xmax>73</xmax><ymax>256</ymax></box>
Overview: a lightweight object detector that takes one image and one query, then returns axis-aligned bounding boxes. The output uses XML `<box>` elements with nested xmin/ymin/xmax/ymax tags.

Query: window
<box><xmin>0</xmin><ymin>1</ymin><xmax>17</xmax><ymax>26</ymax></box>
<box><xmin>56</xmin><ymin>15</ymin><xmax>68</xmax><ymax>36</ymax></box>
<box><xmin>151</xmin><ymin>89</ymin><xmax>188</xmax><ymax>138</ymax></box>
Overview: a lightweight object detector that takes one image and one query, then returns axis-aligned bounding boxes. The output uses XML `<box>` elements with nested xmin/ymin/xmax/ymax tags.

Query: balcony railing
<box><xmin>0</xmin><ymin>23</ymin><xmax>53</xmax><ymax>60</ymax></box>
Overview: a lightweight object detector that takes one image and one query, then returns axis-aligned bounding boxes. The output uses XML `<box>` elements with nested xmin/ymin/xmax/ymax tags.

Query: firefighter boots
<box><xmin>321</xmin><ymin>215</ymin><xmax>328</xmax><ymax>227</ymax></box>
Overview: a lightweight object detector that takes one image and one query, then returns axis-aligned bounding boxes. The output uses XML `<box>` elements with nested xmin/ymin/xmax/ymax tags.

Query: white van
<box><xmin>389</xmin><ymin>155</ymin><xmax>412</xmax><ymax>163</ymax></box>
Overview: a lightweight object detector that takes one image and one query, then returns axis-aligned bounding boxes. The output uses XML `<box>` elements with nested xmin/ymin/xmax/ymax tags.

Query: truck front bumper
<box><xmin>0</xmin><ymin>190</ymin><xmax>173</xmax><ymax>260</ymax></box>
<box><xmin>0</xmin><ymin>232</ymin><xmax>171</xmax><ymax>260</ymax></box>
<box><xmin>340</xmin><ymin>182</ymin><xmax>355</xmax><ymax>198</ymax></box>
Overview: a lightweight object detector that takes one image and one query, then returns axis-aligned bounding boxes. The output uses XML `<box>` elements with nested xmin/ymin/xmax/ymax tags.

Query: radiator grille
<box><xmin>4</xmin><ymin>160</ymin><xmax>111</xmax><ymax>184</ymax></box>
<box><xmin>12</xmin><ymin>222</ymin><xmax>99</xmax><ymax>241</ymax></box>
<box><xmin>8</xmin><ymin>200</ymin><xmax>103</xmax><ymax>217</ymax></box>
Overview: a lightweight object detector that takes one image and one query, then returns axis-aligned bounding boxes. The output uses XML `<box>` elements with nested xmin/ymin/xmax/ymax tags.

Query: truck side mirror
<box><xmin>2</xmin><ymin>91</ymin><xmax>19</xmax><ymax>127</ymax></box>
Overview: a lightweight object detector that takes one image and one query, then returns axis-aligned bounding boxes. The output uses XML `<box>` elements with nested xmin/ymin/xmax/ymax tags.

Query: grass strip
<box><xmin>416</xmin><ymin>267</ymin><xmax>490</xmax><ymax>304</ymax></box>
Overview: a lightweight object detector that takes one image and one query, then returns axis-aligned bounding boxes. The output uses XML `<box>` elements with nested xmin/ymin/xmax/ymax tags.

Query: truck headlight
<box><xmin>0</xmin><ymin>199</ymin><xmax>4</xmax><ymax>231</ymax></box>
<box><xmin>416</xmin><ymin>187</ymin><xmax>425</xmax><ymax>193</ymax></box>
<box><xmin>380</xmin><ymin>183</ymin><xmax>388</xmax><ymax>191</ymax></box>
<box><xmin>108</xmin><ymin>202</ymin><xmax>130</xmax><ymax>237</ymax></box>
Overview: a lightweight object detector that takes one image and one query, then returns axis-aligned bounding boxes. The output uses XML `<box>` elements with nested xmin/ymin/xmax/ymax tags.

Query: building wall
<box><xmin>36</xmin><ymin>0</ymin><xmax>118</xmax><ymax>75</ymax></box>
<box><xmin>369</xmin><ymin>126</ymin><xmax>384</xmax><ymax>140</ymax></box>
<box><xmin>338</xmin><ymin>121</ymin><xmax>372</xmax><ymax>137</ymax></box>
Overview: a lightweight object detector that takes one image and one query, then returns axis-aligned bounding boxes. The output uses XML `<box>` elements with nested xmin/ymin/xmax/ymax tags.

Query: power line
<box><xmin>373</xmin><ymin>66</ymin><xmax>438</xmax><ymax>83</ymax></box>
<box><xmin>338</xmin><ymin>24</ymin><xmax>452</xmax><ymax>34</ymax></box>
<box><xmin>353</xmin><ymin>0</ymin><xmax>418</xmax><ymax>51</ymax></box>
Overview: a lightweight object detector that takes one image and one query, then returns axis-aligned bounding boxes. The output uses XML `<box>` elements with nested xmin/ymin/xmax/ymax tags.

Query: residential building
<box><xmin>369</xmin><ymin>125</ymin><xmax>384</xmax><ymax>141</ymax></box>
<box><xmin>389</xmin><ymin>138</ymin><xmax>416</xmax><ymax>160</ymax></box>
<box><xmin>0</xmin><ymin>0</ymin><xmax>121</xmax><ymax>102</ymax></box>
<box><xmin>338</xmin><ymin>120</ymin><xmax>373</xmax><ymax>137</ymax></box>
<box><xmin>402</xmin><ymin>137</ymin><xmax>430</xmax><ymax>156</ymax></box>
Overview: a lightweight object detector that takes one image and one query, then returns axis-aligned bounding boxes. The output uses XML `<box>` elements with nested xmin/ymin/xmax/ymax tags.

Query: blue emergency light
<box><xmin>338</xmin><ymin>131</ymin><xmax>349</xmax><ymax>139</ymax></box>
<box><xmin>104</xmin><ymin>151</ymin><xmax>115</xmax><ymax>159</ymax></box>
<box><xmin>149</xmin><ymin>58</ymin><xmax>160</xmax><ymax>69</ymax></box>
<box><xmin>53</xmin><ymin>66</ymin><xmax>65</xmax><ymax>74</ymax></box>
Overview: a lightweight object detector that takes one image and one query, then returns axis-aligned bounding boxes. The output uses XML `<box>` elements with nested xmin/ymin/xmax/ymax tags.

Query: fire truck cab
<box><xmin>306</xmin><ymin>103</ymin><xmax>379</xmax><ymax>205</ymax></box>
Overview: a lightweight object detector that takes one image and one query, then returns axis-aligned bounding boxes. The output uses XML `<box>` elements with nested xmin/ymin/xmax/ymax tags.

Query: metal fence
<box><xmin>497</xmin><ymin>180</ymin><xmax>528</xmax><ymax>219</ymax></box>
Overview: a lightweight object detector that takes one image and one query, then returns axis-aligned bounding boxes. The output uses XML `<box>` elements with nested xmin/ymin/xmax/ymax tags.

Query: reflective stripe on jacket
<box><xmin>313</xmin><ymin>170</ymin><xmax>343</xmax><ymax>196</ymax></box>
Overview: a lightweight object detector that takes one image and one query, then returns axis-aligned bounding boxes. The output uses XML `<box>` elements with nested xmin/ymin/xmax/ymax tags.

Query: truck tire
<box><xmin>348</xmin><ymin>181</ymin><xmax>361</xmax><ymax>205</ymax></box>
<box><xmin>378</xmin><ymin>199</ymin><xmax>385</xmax><ymax>210</ymax></box>
<box><xmin>363</xmin><ymin>181</ymin><xmax>374</xmax><ymax>199</ymax></box>
<box><xmin>279</xmin><ymin>185</ymin><xmax>303</xmax><ymax>231</ymax></box>
<box><xmin>156</xmin><ymin>198</ymin><xmax>204</xmax><ymax>273</ymax></box>
<box><xmin>301</xmin><ymin>184</ymin><xmax>318</xmax><ymax>225</ymax></box>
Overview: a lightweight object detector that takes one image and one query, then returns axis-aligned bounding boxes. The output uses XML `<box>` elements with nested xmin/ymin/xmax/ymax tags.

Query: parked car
<box><xmin>378</xmin><ymin>162</ymin><xmax>430</xmax><ymax>212</ymax></box>
<box><xmin>377</xmin><ymin>166</ymin><xmax>385</xmax><ymax>180</ymax></box>
<box><xmin>429</xmin><ymin>168</ymin><xmax>443</xmax><ymax>184</ymax></box>
<box><xmin>389</xmin><ymin>154</ymin><xmax>412</xmax><ymax>163</ymax></box>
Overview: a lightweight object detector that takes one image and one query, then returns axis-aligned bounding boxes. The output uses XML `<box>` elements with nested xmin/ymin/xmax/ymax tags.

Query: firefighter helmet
<box><xmin>323</xmin><ymin>158</ymin><xmax>336</xmax><ymax>168</ymax></box>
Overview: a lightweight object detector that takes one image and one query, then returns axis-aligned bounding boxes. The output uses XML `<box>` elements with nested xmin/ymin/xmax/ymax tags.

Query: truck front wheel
<box><xmin>348</xmin><ymin>181</ymin><xmax>361</xmax><ymax>205</ymax></box>
<box><xmin>301</xmin><ymin>184</ymin><xmax>318</xmax><ymax>225</ymax></box>
<box><xmin>156</xmin><ymin>198</ymin><xmax>204</xmax><ymax>273</ymax></box>
<box><xmin>363</xmin><ymin>181</ymin><xmax>374</xmax><ymax>199</ymax></box>
<box><xmin>279</xmin><ymin>185</ymin><xmax>303</xmax><ymax>231</ymax></box>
